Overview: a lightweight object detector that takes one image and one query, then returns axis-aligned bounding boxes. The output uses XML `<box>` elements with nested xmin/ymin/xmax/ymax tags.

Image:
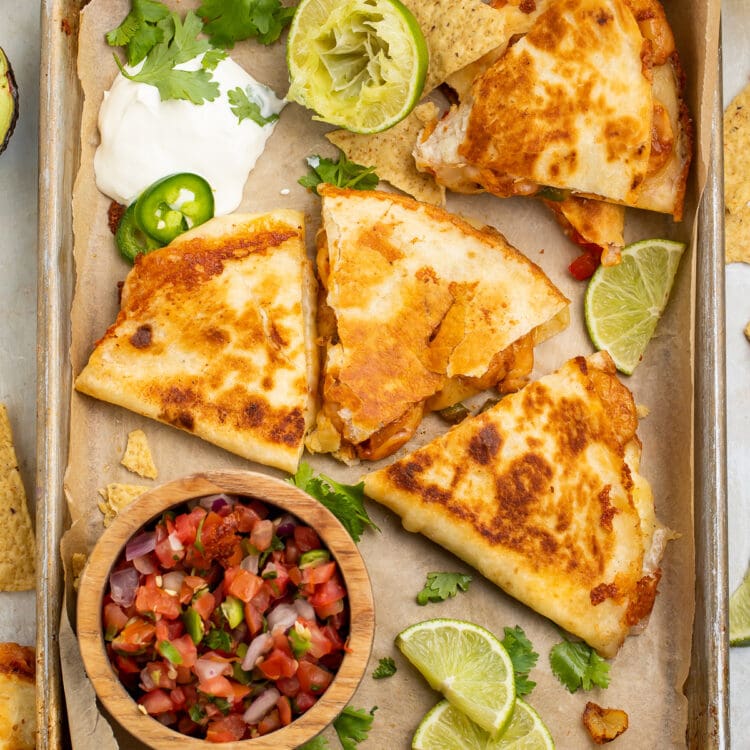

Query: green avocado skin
<box><xmin>0</xmin><ymin>46</ymin><xmax>19</xmax><ymax>156</ymax></box>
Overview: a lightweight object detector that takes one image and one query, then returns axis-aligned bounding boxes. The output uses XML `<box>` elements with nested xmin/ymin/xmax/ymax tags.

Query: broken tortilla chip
<box><xmin>97</xmin><ymin>483</ymin><xmax>149</xmax><ymax>527</ymax></box>
<box><xmin>724</xmin><ymin>81</ymin><xmax>750</xmax><ymax>263</ymax></box>
<box><xmin>402</xmin><ymin>0</ymin><xmax>512</xmax><ymax>92</ymax></box>
<box><xmin>121</xmin><ymin>429</ymin><xmax>158</xmax><ymax>479</ymax></box>
<box><xmin>327</xmin><ymin>103</ymin><xmax>444</xmax><ymax>205</ymax></box>
<box><xmin>0</xmin><ymin>406</ymin><xmax>34</xmax><ymax>592</ymax></box>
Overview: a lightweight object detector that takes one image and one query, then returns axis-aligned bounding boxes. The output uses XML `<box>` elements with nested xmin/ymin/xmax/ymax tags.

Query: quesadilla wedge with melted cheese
<box><xmin>415</xmin><ymin>0</ymin><xmax>691</xmax><ymax>229</ymax></box>
<box><xmin>307</xmin><ymin>185</ymin><xmax>570</xmax><ymax>463</ymax></box>
<box><xmin>75</xmin><ymin>211</ymin><xmax>317</xmax><ymax>474</ymax></box>
<box><xmin>363</xmin><ymin>352</ymin><xmax>670</xmax><ymax>657</ymax></box>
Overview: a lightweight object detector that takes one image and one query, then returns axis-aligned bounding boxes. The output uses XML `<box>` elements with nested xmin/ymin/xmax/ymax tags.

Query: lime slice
<box><xmin>413</xmin><ymin>699</ymin><xmax>555</xmax><ymax>750</ymax></box>
<box><xmin>396</xmin><ymin>619</ymin><xmax>516</xmax><ymax>736</ymax></box>
<box><xmin>584</xmin><ymin>238</ymin><xmax>685</xmax><ymax>375</ymax></box>
<box><xmin>286</xmin><ymin>0</ymin><xmax>428</xmax><ymax>134</ymax></box>
<box><xmin>730</xmin><ymin>566</ymin><xmax>750</xmax><ymax>646</ymax></box>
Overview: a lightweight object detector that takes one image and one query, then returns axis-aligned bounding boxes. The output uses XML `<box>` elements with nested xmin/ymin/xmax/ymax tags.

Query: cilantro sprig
<box><xmin>416</xmin><ymin>572</ymin><xmax>472</xmax><ymax>605</ymax></box>
<box><xmin>298</xmin><ymin>739</ymin><xmax>330</xmax><ymax>750</ymax></box>
<box><xmin>372</xmin><ymin>656</ymin><xmax>397</xmax><ymax>679</ymax></box>
<box><xmin>228</xmin><ymin>86</ymin><xmax>279</xmax><ymax>126</ymax></box>
<box><xmin>116</xmin><ymin>11</ymin><xmax>220</xmax><ymax>104</ymax></box>
<box><xmin>334</xmin><ymin>706</ymin><xmax>377</xmax><ymax>750</ymax></box>
<box><xmin>549</xmin><ymin>636</ymin><xmax>611</xmax><ymax>693</ymax></box>
<box><xmin>501</xmin><ymin>625</ymin><xmax>539</xmax><ymax>697</ymax></box>
<box><xmin>198</xmin><ymin>0</ymin><xmax>297</xmax><ymax>47</ymax></box>
<box><xmin>298</xmin><ymin>153</ymin><xmax>380</xmax><ymax>195</ymax></box>
<box><xmin>288</xmin><ymin>462</ymin><xmax>379</xmax><ymax>542</ymax></box>
<box><xmin>106</xmin><ymin>0</ymin><xmax>170</xmax><ymax>66</ymax></box>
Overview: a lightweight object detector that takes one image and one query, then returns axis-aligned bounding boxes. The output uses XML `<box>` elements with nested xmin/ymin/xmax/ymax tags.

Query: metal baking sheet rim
<box><xmin>34</xmin><ymin>1</ymin><xmax>730</xmax><ymax>747</ymax></box>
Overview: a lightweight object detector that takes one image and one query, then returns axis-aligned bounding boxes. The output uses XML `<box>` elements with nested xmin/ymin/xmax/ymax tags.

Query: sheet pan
<box><xmin>36</xmin><ymin>0</ymin><xmax>728</xmax><ymax>746</ymax></box>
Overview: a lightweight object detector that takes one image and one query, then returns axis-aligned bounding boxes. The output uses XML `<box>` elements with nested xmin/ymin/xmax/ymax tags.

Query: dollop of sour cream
<box><xmin>94</xmin><ymin>55</ymin><xmax>284</xmax><ymax>216</ymax></box>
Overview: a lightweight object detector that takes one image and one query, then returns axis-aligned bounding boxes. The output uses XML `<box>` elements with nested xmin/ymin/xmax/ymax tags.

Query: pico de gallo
<box><xmin>103</xmin><ymin>493</ymin><xmax>349</xmax><ymax>742</ymax></box>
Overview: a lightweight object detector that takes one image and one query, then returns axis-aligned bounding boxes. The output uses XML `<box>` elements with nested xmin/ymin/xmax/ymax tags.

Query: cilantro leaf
<box><xmin>198</xmin><ymin>0</ymin><xmax>297</xmax><ymax>48</ymax></box>
<box><xmin>203</xmin><ymin>626</ymin><xmax>232</xmax><ymax>652</ymax></box>
<box><xmin>201</xmin><ymin>47</ymin><xmax>228</xmax><ymax>71</ymax></box>
<box><xmin>118</xmin><ymin>12</ymin><xmax>219</xmax><ymax>104</ymax></box>
<box><xmin>501</xmin><ymin>625</ymin><xmax>538</xmax><ymax>697</ymax></box>
<box><xmin>549</xmin><ymin>638</ymin><xmax>611</xmax><ymax>693</ymax></box>
<box><xmin>372</xmin><ymin>656</ymin><xmax>397</xmax><ymax>679</ymax></box>
<box><xmin>333</xmin><ymin>706</ymin><xmax>377</xmax><ymax>750</ymax></box>
<box><xmin>288</xmin><ymin>462</ymin><xmax>379</xmax><ymax>542</ymax></box>
<box><xmin>299</xmin><ymin>153</ymin><xmax>379</xmax><ymax>195</ymax></box>
<box><xmin>416</xmin><ymin>572</ymin><xmax>472</xmax><ymax>605</ymax></box>
<box><xmin>228</xmin><ymin>86</ymin><xmax>279</xmax><ymax>126</ymax></box>
<box><xmin>106</xmin><ymin>0</ymin><xmax>170</xmax><ymax>66</ymax></box>
<box><xmin>298</xmin><ymin>738</ymin><xmax>331</xmax><ymax>750</ymax></box>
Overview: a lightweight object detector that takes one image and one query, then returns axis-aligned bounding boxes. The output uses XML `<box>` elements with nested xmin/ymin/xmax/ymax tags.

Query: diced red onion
<box><xmin>267</xmin><ymin>602</ymin><xmax>299</xmax><ymax>633</ymax></box>
<box><xmin>275</xmin><ymin>514</ymin><xmax>296</xmax><ymax>537</ymax></box>
<box><xmin>167</xmin><ymin>531</ymin><xmax>184</xmax><ymax>552</ymax></box>
<box><xmin>240</xmin><ymin>554</ymin><xmax>259</xmax><ymax>575</ymax></box>
<box><xmin>125</xmin><ymin>531</ymin><xmax>156</xmax><ymax>561</ymax></box>
<box><xmin>194</xmin><ymin>658</ymin><xmax>231</xmax><ymax>683</ymax></box>
<box><xmin>294</xmin><ymin>597</ymin><xmax>315</xmax><ymax>622</ymax></box>
<box><xmin>242</xmin><ymin>687</ymin><xmax>280</xmax><ymax>725</ymax></box>
<box><xmin>241</xmin><ymin>631</ymin><xmax>273</xmax><ymax>671</ymax></box>
<box><xmin>162</xmin><ymin>571</ymin><xmax>185</xmax><ymax>595</ymax></box>
<box><xmin>109</xmin><ymin>567</ymin><xmax>140</xmax><ymax>608</ymax></box>
<box><xmin>140</xmin><ymin>666</ymin><xmax>156</xmax><ymax>692</ymax></box>
<box><xmin>132</xmin><ymin>553</ymin><xmax>157</xmax><ymax>575</ymax></box>
<box><xmin>198</xmin><ymin>493</ymin><xmax>236</xmax><ymax>511</ymax></box>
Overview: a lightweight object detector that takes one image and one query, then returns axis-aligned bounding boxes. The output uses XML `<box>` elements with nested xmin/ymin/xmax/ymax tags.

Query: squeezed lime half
<box><xmin>286</xmin><ymin>0</ymin><xmax>428</xmax><ymax>133</ymax></box>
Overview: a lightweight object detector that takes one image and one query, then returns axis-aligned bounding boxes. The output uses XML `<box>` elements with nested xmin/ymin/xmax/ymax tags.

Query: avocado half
<box><xmin>0</xmin><ymin>46</ymin><xmax>19</xmax><ymax>155</ymax></box>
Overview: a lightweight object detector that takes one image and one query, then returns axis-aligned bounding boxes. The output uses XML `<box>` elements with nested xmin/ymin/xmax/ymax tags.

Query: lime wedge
<box><xmin>286</xmin><ymin>0</ymin><xmax>428</xmax><ymax>134</ymax></box>
<box><xmin>584</xmin><ymin>238</ymin><xmax>685</xmax><ymax>375</ymax></box>
<box><xmin>730</xmin><ymin>566</ymin><xmax>750</xmax><ymax>646</ymax></box>
<box><xmin>396</xmin><ymin>619</ymin><xmax>516</xmax><ymax>736</ymax></box>
<box><xmin>413</xmin><ymin>699</ymin><xmax>555</xmax><ymax>750</ymax></box>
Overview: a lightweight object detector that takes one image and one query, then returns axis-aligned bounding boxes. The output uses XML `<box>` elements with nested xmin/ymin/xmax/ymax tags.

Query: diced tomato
<box><xmin>272</xmin><ymin>628</ymin><xmax>294</xmax><ymax>656</ymax></box>
<box><xmin>309</xmin><ymin>574</ymin><xmax>346</xmax><ymax>609</ymax></box>
<box><xmin>198</xmin><ymin>675</ymin><xmax>235</xmax><ymax>698</ymax></box>
<box><xmin>192</xmin><ymin>589</ymin><xmax>216</xmax><ymax>622</ymax></box>
<box><xmin>111</xmin><ymin>618</ymin><xmax>156</xmax><ymax>654</ymax></box>
<box><xmin>231</xmin><ymin>504</ymin><xmax>261</xmax><ymax>533</ymax></box>
<box><xmin>179</xmin><ymin>575</ymin><xmax>208</xmax><ymax>605</ymax></box>
<box><xmin>243</xmin><ymin>601</ymin><xmax>264</xmax><ymax>636</ymax></box>
<box><xmin>258</xmin><ymin>708</ymin><xmax>282</xmax><ymax>736</ymax></box>
<box><xmin>284</xmin><ymin>540</ymin><xmax>300</xmax><ymax>566</ymax></box>
<box><xmin>302</xmin><ymin>620</ymin><xmax>335</xmax><ymax>659</ymax></box>
<box><xmin>154</xmin><ymin>523</ymin><xmax>185</xmax><ymax>569</ymax></box>
<box><xmin>103</xmin><ymin>602</ymin><xmax>130</xmax><ymax>639</ymax></box>
<box><xmin>155</xmin><ymin>618</ymin><xmax>184</xmax><ymax>642</ymax></box>
<box><xmin>250</xmin><ymin>583</ymin><xmax>273</xmax><ymax>613</ymax></box>
<box><xmin>114</xmin><ymin>653</ymin><xmax>142</xmax><ymax>674</ymax></box>
<box><xmin>276</xmin><ymin>675</ymin><xmax>300</xmax><ymax>697</ymax></box>
<box><xmin>288</xmin><ymin>565</ymin><xmax>302</xmax><ymax>586</ymax></box>
<box><xmin>314</xmin><ymin>598</ymin><xmax>345</xmax><ymax>620</ymax></box>
<box><xmin>293</xmin><ymin>525</ymin><xmax>321</xmax><ymax>553</ymax></box>
<box><xmin>171</xmin><ymin>634</ymin><xmax>198</xmax><ymax>668</ymax></box>
<box><xmin>170</xmin><ymin>687</ymin><xmax>187</xmax><ymax>710</ymax></box>
<box><xmin>250</xmin><ymin>519</ymin><xmax>274</xmax><ymax>551</ymax></box>
<box><xmin>205</xmin><ymin>714</ymin><xmax>246</xmax><ymax>743</ymax></box>
<box><xmin>294</xmin><ymin>691</ymin><xmax>317</xmax><ymax>712</ymax></box>
<box><xmin>296</xmin><ymin>660</ymin><xmax>333</xmax><ymax>695</ymax></box>
<box><xmin>138</xmin><ymin>688</ymin><xmax>174</xmax><ymax>715</ymax></box>
<box><xmin>302</xmin><ymin>561</ymin><xmax>336</xmax><ymax>589</ymax></box>
<box><xmin>262</xmin><ymin>562</ymin><xmax>290</xmax><ymax>598</ymax></box>
<box><xmin>321</xmin><ymin>622</ymin><xmax>346</xmax><ymax>652</ymax></box>
<box><xmin>175</xmin><ymin>665</ymin><xmax>193</xmax><ymax>684</ymax></box>
<box><xmin>258</xmin><ymin>649</ymin><xmax>298</xmax><ymax>680</ymax></box>
<box><xmin>141</xmin><ymin>661</ymin><xmax>177</xmax><ymax>690</ymax></box>
<box><xmin>229</xmin><ymin>681</ymin><xmax>252</xmax><ymax>703</ymax></box>
<box><xmin>201</xmin><ymin>511</ymin><xmax>241</xmax><ymax>564</ymax></box>
<box><xmin>174</xmin><ymin>507</ymin><xmax>206</xmax><ymax>547</ymax></box>
<box><xmin>277</xmin><ymin>695</ymin><xmax>292</xmax><ymax>725</ymax></box>
<box><xmin>135</xmin><ymin>574</ymin><xmax>181</xmax><ymax>619</ymax></box>
<box><xmin>225</xmin><ymin>566</ymin><xmax>263</xmax><ymax>603</ymax></box>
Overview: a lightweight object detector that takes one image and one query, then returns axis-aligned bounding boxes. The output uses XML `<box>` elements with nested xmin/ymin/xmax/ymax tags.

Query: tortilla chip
<box><xmin>0</xmin><ymin>406</ymin><xmax>34</xmax><ymax>592</ymax></box>
<box><xmin>0</xmin><ymin>642</ymin><xmax>35</xmax><ymax>750</ymax></box>
<box><xmin>724</xmin><ymin>81</ymin><xmax>750</xmax><ymax>263</ymax></box>
<box><xmin>121</xmin><ymin>429</ymin><xmax>158</xmax><ymax>479</ymax></box>
<box><xmin>327</xmin><ymin>103</ymin><xmax>445</xmax><ymax>205</ymax></box>
<box><xmin>97</xmin><ymin>483</ymin><xmax>149</xmax><ymax>527</ymax></box>
<box><xmin>402</xmin><ymin>0</ymin><xmax>511</xmax><ymax>92</ymax></box>
<box><xmin>71</xmin><ymin>552</ymin><xmax>88</xmax><ymax>592</ymax></box>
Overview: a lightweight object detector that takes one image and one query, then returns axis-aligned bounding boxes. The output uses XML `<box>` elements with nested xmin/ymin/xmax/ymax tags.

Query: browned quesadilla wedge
<box><xmin>415</xmin><ymin>0</ymin><xmax>691</xmax><ymax>224</ymax></box>
<box><xmin>307</xmin><ymin>185</ymin><xmax>570</xmax><ymax>463</ymax></box>
<box><xmin>363</xmin><ymin>352</ymin><xmax>671</xmax><ymax>657</ymax></box>
<box><xmin>75</xmin><ymin>211</ymin><xmax>317</xmax><ymax>473</ymax></box>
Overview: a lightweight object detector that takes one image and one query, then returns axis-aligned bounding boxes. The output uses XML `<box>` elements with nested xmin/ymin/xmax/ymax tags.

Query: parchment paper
<box><xmin>61</xmin><ymin>0</ymin><xmax>720</xmax><ymax>746</ymax></box>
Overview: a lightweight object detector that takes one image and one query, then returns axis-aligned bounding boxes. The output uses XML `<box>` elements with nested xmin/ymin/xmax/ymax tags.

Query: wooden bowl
<box><xmin>77</xmin><ymin>470</ymin><xmax>375</xmax><ymax>749</ymax></box>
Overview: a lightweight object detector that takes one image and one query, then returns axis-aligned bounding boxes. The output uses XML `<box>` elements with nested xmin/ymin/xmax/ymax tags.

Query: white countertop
<box><xmin>1</xmin><ymin>0</ymin><xmax>745</xmax><ymax>745</ymax></box>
